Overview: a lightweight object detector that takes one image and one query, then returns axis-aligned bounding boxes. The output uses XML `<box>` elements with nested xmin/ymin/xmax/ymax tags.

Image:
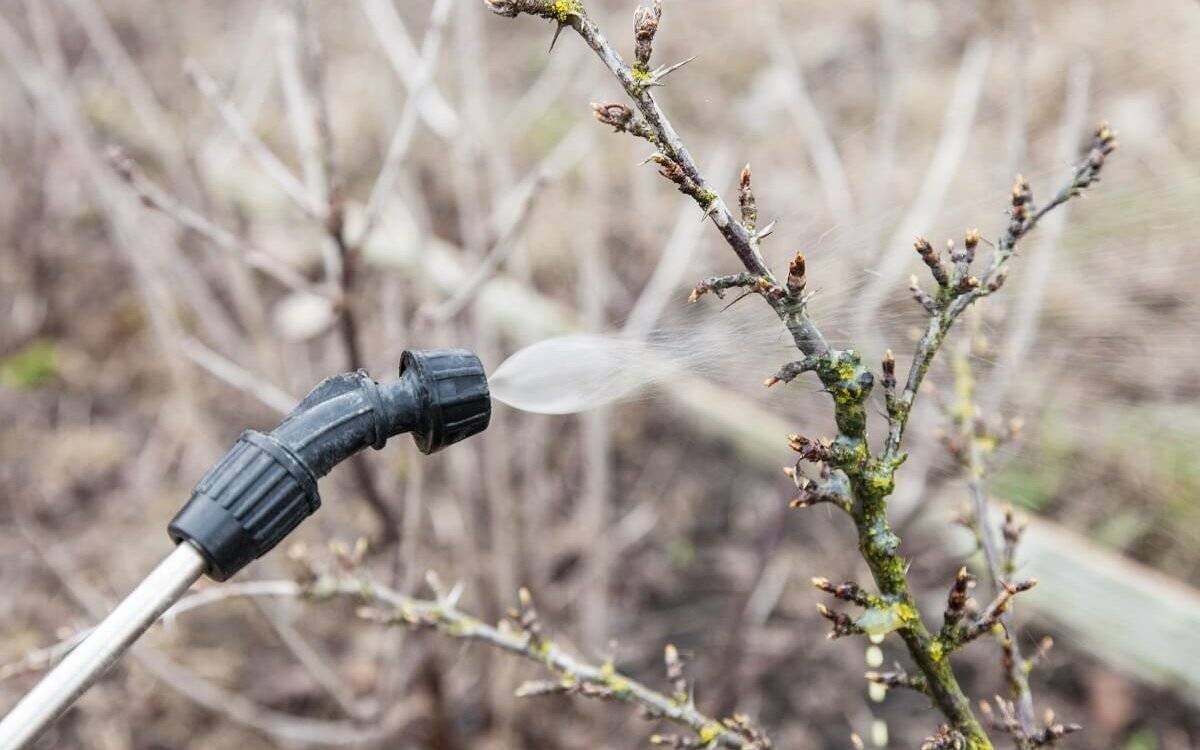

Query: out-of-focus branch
<box><xmin>764</xmin><ymin>25</ymin><xmax>855</xmax><ymax>229</ymax></box>
<box><xmin>10</xmin><ymin>514</ymin><xmax>418</xmax><ymax>746</ymax></box>
<box><xmin>185</xmin><ymin>60</ymin><xmax>325</xmax><ymax>220</ymax></box>
<box><xmin>106</xmin><ymin>147</ymin><xmax>328</xmax><ymax>299</ymax></box>
<box><xmin>359</xmin><ymin>0</ymin><xmax>460</xmax><ymax>138</ymax></box>
<box><xmin>853</xmin><ymin>37</ymin><xmax>992</xmax><ymax>335</ymax></box>
<box><xmin>15</xmin><ymin>552</ymin><xmax>770</xmax><ymax>749</ymax></box>
<box><xmin>178</xmin><ymin>337</ymin><xmax>297</xmax><ymax>415</ymax></box>
<box><xmin>940</xmin><ymin>341</ymin><xmax>1083</xmax><ymax>747</ymax></box>
<box><xmin>417</xmin><ymin>122</ymin><xmax>593</xmax><ymax>323</ymax></box>
<box><xmin>361</xmin><ymin>0</ymin><xmax>456</xmax><ymax>245</ymax></box>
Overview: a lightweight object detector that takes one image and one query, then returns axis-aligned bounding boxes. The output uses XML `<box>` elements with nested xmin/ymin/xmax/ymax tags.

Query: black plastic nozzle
<box><xmin>168</xmin><ymin>349</ymin><xmax>490</xmax><ymax>580</ymax></box>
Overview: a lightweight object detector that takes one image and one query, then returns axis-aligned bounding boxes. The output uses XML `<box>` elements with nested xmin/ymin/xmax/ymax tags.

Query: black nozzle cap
<box><xmin>401</xmin><ymin>348</ymin><xmax>491</xmax><ymax>454</ymax></box>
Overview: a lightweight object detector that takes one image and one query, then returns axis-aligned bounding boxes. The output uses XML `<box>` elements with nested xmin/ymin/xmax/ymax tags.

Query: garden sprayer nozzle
<box><xmin>0</xmin><ymin>349</ymin><xmax>490</xmax><ymax>750</ymax></box>
<box><xmin>169</xmin><ymin>348</ymin><xmax>491</xmax><ymax>581</ymax></box>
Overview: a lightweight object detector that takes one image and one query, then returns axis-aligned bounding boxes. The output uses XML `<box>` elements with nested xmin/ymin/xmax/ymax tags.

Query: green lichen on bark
<box><xmin>807</xmin><ymin>340</ymin><xmax>994</xmax><ymax>748</ymax></box>
<box><xmin>551</xmin><ymin>0</ymin><xmax>582</xmax><ymax>22</ymax></box>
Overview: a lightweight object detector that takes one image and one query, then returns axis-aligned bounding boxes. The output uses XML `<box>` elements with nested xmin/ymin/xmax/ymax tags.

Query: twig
<box><xmin>185</xmin><ymin>60</ymin><xmax>325</xmax><ymax>220</ymax></box>
<box><xmin>359</xmin><ymin>0</ymin><xmax>460</xmax><ymax>137</ymax></box>
<box><xmin>417</xmin><ymin>123</ymin><xmax>593</xmax><ymax>322</ymax></box>
<box><xmin>854</xmin><ymin>37</ymin><xmax>992</xmax><ymax>336</ymax></box>
<box><xmin>274</xmin><ymin>4</ymin><xmax>328</xmax><ymax>213</ymax></box>
<box><xmin>764</xmin><ymin>25</ymin><xmax>855</xmax><ymax>228</ymax></box>
<box><xmin>106</xmin><ymin>147</ymin><xmax>328</xmax><ymax>298</ymax></box>
<box><xmin>62</xmin><ymin>0</ymin><xmax>198</xmax><ymax>194</ymax></box>
<box><xmin>361</xmin><ymin>0</ymin><xmax>456</xmax><ymax>245</ymax></box>
<box><xmin>178</xmin><ymin>337</ymin><xmax>297</xmax><ymax>415</ymax></box>
<box><xmin>483</xmin><ymin>1</ymin><xmax>807</xmax><ymax>340</ymax></box>
<box><xmin>272</xmin><ymin>0</ymin><xmax>400</xmax><ymax>542</ymax></box>
<box><xmin>984</xmin><ymin>62</ymin><xmax>1091</xmax><ymax>410</ymax></box>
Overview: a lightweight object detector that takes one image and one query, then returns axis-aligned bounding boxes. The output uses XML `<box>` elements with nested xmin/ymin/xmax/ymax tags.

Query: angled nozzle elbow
<box><xmin>168</xmin><ymin>349</ymin><xmax>491</xmax><ymax>580</ymax></box>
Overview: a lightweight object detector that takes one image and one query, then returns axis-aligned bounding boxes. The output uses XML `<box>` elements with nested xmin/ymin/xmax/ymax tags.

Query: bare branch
<box><xmin>186</xmin><ymin>60</ymin><xmax>325</xmax><ymax>219</ymax></box>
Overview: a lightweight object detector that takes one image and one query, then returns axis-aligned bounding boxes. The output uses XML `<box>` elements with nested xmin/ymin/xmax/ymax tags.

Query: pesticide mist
<box><xmin>487</xmin><ymin>335</ymin><xmax>678</xmax><ymax>414</ymax></box>
<box><xmin>487</xmin><ymin>311</ymin><xmax>804</xmax><ymax>414</ymax></box>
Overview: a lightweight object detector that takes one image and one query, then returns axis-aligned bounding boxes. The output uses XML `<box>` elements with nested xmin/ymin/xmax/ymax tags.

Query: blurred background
<box><xmin>1</xmin><ymin>0</ymin><xmax>1198</xmax><ymax>747</ymax></box>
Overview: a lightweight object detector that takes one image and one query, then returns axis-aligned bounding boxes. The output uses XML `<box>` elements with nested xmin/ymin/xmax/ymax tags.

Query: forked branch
<box><xmin>485</xmin><ymin>0</ymin><xmax>1117</xmax><ymax>745</ymax></box>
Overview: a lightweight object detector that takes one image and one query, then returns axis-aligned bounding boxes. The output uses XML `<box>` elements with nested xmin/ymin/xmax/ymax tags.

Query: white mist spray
<box><xmin>486</xmin><ymin>308</ymin><xmax>810</xmax><ymax>414</ymax></box>
<box><xmin>487</xmin><ymin>334</ymin><xmax>677</xmax><ymax>414</ymax></box>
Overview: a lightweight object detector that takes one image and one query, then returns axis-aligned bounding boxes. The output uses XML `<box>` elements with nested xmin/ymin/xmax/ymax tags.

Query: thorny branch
<box><xmin>485</xmin><ymin>1</ymin><xmax>1117</xmax><ymax>745</ymax></box>
<box><xmin>6</xmin><ymin>545</ymin><xmax>768</xmax><ymax>750</ymax></box>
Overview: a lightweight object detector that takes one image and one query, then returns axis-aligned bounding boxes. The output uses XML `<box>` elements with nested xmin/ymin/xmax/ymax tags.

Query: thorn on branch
<box><xmin>635</xmin><ymin>56</ymin><xmax>698</xmax><ymax>88</ymax></box>
<box><xmin>628</xmin><ymin>0</ymin><xmax>691</xmax><ymax>87</ymax></box>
